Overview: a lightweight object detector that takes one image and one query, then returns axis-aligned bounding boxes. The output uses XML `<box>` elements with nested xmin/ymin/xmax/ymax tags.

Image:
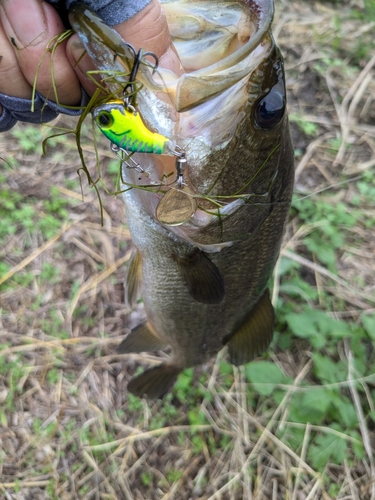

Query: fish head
<box><xmin>70</xmin><ymin>0</ymin><xmax>293</xmax><ymax>248</ymax></box>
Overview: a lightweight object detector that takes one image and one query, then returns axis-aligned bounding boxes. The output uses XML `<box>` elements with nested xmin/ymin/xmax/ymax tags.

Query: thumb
<box><xmin>66</xmin><ymin>0</ymin><xmax>183</xmax><ymax>96</ymax></box>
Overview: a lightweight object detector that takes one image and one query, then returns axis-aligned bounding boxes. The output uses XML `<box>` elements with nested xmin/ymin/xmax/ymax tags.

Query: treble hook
<box><xmin>122</xmin><ymin>45</ymin><xmax>159</xmax><ymax>110</ymax></box>
<box><xmin>111</xmin><ymin>144</ymin><xmax>145</xmax><ymax>173</ymax></box>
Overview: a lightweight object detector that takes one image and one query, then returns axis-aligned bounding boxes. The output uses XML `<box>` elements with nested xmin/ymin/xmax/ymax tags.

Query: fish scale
<box><xmin>69</xmin><ymin>0</ymin><xmax>295</xmax><ymax>399</ymax></box>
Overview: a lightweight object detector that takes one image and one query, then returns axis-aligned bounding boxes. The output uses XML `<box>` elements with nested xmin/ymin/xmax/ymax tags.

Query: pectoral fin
<box><xmin>117</xmin><ymin>322</ymin><xmax>168</xmax><ymax>353</ymax></box>
<box><xmin>173</xmin><ymin>249</ymin><xmax>225</xmax><ymax>304</ymax></box>
<box><xmin>125</xmin><ymin>250</ymin><xmax>142</xmax><ymax>308</ymax></box>
<box><xmin>226</xmin><ymin>290</ymin><xmax>274</xmax><ymax>366</ymax></box>
<box><xmin>128</xmin><ymin>363</ymin><xmax>181</xmax><ymax>399</ymax></box>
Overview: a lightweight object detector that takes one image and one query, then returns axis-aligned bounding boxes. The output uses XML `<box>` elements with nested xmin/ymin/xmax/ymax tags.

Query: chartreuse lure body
<box><xmin>93</xmin><ymin>100</ymin><xmax>170</xmax><ymax>154</ymax></box>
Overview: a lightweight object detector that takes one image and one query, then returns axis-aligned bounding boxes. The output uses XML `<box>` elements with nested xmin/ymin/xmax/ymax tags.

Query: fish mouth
<box><xmin>126</xmin><ymin>0</ymin><xmax>277</xmax><ymax>179</ymax></box>
<box><xmin>159</xmin><ymin>0</ymin><xmax>275</xmax><ymax>111</ymax></box>
<box><xmin>70</xmin><ymin>0</ymin><xmax>274</xmax><ymax>112</ymax></box>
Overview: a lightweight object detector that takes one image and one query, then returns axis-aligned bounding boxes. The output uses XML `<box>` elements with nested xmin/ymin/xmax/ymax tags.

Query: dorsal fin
<box><xmin>225</xmin><ymin>289</ymin><xmax>274</xmax><ymax>366</ymax></box>
<box><xmin>173</xmin><ymin>249</ymin><xmax>225</xmax><ymax>304</ymax></box>
<box><xmin>125</xmin><ymin>249</ymin><xmax>142</xmax><ymax>308</ymax></box>
<box><xmin>117</xmin><ymin>322</ymin><xmax>168</xmax><ymax>354</ymax></box>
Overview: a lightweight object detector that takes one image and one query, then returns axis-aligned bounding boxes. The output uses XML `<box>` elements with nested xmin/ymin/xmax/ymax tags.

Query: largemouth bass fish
<box><xmin>69</xmin><ymin>0</ymin><xmax>294</xmax><ymax>399</ymax></box>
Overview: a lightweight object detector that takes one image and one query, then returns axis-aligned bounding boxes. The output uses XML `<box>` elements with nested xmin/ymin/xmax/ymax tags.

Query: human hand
<box><xmin>0</xmin><ymin>0</ymin><xmax>81</xmax><ymax>108</ymax></box>
<box><xmin>0</xmin><ymin>0</ymin><xmax>182</xmax><ymax>129</ymax></box>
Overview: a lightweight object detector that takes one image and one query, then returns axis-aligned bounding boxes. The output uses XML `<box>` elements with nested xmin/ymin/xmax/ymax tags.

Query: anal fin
<box><xmin>173</xmin><ymin>249</ymin><xmax>225</xmax><ymax>304</ymax></box>
<box><xmin>128</xmin><ymin>363</ymin><xmax>180</xmax><ymax>399</ymax></box>
<box><xmin>125</xmin><ymin>249</ymin><xmax>142</xmax><ymax>308</ymax></box>
<box><xmin>226</xmin><ymin>289</ymin><xmax>275</xmax><ymax>366</ymax></box>
<box><xmin>117</xmin><ymin>322</ymin><xmax>168</xmax><ymax>354</ymax></box>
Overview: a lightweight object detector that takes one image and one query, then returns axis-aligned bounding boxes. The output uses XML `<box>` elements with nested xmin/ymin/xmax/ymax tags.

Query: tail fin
<box><xmin>128</xmin><ymin>363</ymin><xmax>181</xmax><ymax>399</ymax></box>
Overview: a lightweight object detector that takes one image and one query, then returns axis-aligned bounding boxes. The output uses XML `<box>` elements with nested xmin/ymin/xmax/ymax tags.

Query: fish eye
<box><xmin>255</xmin><ymin>61</ymin><xmax>286</xmax><ymax>130</ymax></box>
<box><xmin>255</xmin><ymin>88</ymin><xmax>285</xmax><ymax>130</ymax></box>
<box><xmin>97</xmin><ymin>111</ymin><xmax>113</xmax><ymax>128</ymax></box>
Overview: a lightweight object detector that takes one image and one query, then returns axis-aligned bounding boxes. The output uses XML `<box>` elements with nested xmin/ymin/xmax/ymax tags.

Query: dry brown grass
<box><xmin>1</xmin><ymin>0</ymin><xmax>375</xmax><ymax>498</ymax></box>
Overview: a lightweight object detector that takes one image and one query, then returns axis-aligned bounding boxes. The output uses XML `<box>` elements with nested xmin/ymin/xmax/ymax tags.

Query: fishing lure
<box><xmin>92</xmin><ymin>44</ymin><xmax>197</xmax><ymax>225</ymax></box>
<box><xmin>93</xmin><ymin>47</ymin><xmax>170</xmax><ymax>154</ymax></box>
<box><xmin>93</xmin><ymin>100</ymin><xmax>170</xmax><ymax>154</ymax></box>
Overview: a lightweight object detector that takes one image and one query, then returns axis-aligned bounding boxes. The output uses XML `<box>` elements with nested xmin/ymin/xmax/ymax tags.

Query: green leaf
<box><xmin>364</xmin><ymin>0</ymin><xmax>375</xmax><ymax>21</ymax></box>
<box><xmin>313</xmin><ymin>353</ymin><xmax>347</xmax><ymax>384</ymax></box>
<box><xmin>285</xmin><ymin>309</ymin><xmax>351</xmax><ymax>348</ymax></box>
<box><xmin>188</xmin><ymin>409</ymin><xmax>208</xmax><ymax>426</ymax></box>
<box><xmin>289</xmin><ymin>387</ymin><xmax>333</xmax><ymax>424</ymax></box>
<box><xmin>361</xmin><ymin>314</ymin><xmax>375</xmax><ymax>341</ymax></box>
<box><xmin>175</xmin><ymin>368</ymin><xmax>194</xmax><ymax>393</ymax></box>
<box><xmin>308</xmin><ymin>433</ymin><xmax>347</xmax><ymax>469</ymax></box>
<box><xmin>245</xmin><ymin>361</ymin><xmax>289</xmax><ymax>396</ymax></box>
<box><xmin>285</xmin><ymin>311</ymin><xmax>325</xmax><ymax>348</ymax></box>
<box><xmin>289</xmin><ymin>113</ymin><xmax>318</xmax><ymax>137</ymax></box>
<box><xmin>350</xmin><ymin>430</ymin><xmax>365</xmax><ymax>461</ymax></box>
<box><xmin>277</xmin><ymin>256</ymin><xmax>300</xmax><ymax>276</ymax></box>
<box><xmin>330</xmin><ymin>394</ymin><xmax>358</xmax><ymax>428</ymax></box>
<box><xmin>219</xmin><ymin>361</ymin><xmax>233</xmax><ymax>375</ymax></box>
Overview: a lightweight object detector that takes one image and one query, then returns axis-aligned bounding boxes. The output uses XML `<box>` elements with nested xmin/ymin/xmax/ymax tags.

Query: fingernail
<box><xmin>0</xmin><ymin>0</ymin><xmax>47</xmax><ymax>48</ymax></box>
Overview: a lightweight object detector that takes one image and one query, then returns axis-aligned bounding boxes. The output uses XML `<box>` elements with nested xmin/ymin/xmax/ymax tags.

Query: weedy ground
<box><xmin>1</xmin><ymin>0</ymin><xmax>375</xmax><ymax>498</ymax></box>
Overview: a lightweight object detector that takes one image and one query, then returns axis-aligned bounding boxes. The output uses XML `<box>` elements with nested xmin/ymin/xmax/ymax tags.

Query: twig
<box><xmin>281</xmin><ymin>249</ymin><xmax>375</xmax><ymax>303</ymax></box>
<box><xmin>0</xmin><ymin>222</ymin><xmax>72</xmax><ymax>286</ymax></box>
<box><xmin>67</xmin><ymin>250</ymin><xmax>132</xmax><ymax>318</ymax></box>
<box><xmin>345</xmin><ymin>343</ymin><xmax>375</xmax><ymax>500</ymax></box>
<box><xmin>291</xmin><ymin>423</ymin><xmax>311</xmax><ymax>500</ymax></box>
<box><xmin>0</xmin><ymin>481</ymin><xmax>51</xmax><ymax>488</ymax></box>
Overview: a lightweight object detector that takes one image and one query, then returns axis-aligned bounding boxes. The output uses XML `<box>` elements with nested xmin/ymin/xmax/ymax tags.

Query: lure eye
<box><xmin>255</xmin><ymin>88</ymin><xmax>285</xmax><ymax>130</ymax></box>
<box><xmin>97</xmin><ymin>111</ymin><xmax>114</xmax><ymax>128</ymax></box>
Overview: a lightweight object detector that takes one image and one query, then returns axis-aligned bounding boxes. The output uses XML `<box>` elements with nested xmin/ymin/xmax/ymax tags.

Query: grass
<box><xmin>1</xmin><ymin>0</ymin><xmax>375</xmax><ymax>498</ymax></box>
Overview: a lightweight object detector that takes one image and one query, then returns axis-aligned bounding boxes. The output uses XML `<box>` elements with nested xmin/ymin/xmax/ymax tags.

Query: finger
<box><xmin>0</xmin><ymin>19</ymin><xmax>31</xmax><ymax>98</ymax></box>
<box><xmin>113</xmin><ymin>0</ymin><xmax>183</xmax><ymax>76</ymax></box>
<box><xmin>66</xmin><ymin>0</ymin><xmax>183</xmax><ymax>96</ymax></box>
<box><xmin>65</xmin><ymin>34</ymin><xmax>98</xmax><ymax>97</ymax></box>
<box><xmin>0</xmin><ymin>0</ymin><xmax>81</xmax><ymax>105</ymax></box>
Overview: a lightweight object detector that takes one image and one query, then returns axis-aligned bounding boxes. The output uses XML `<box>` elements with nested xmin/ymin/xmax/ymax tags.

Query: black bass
<box><xmin>69</xmin><ymin>0</ymin><xmax>294</xmax><ymax>399</ymax></box>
